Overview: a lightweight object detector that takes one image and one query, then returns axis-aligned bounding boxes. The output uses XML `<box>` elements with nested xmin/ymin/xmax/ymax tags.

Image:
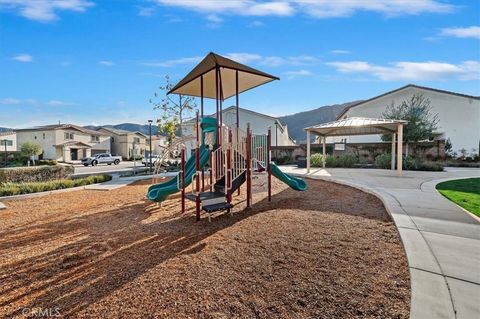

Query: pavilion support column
<box><xmin>322</xmin><ymin>136</ymin><xmax>326</xmax><ymax>169</ymax></box>
<box><xmin>391</xmin><ymin>133</ymin><xmax>396</xmax><ymax>170</ymax></box>
<box><xmin>397</xmin><ymin>124</ymin><xmax>403</xmax><ymax>176</ymax></box>
<box><xmin>306</xmin><ymin>130</ymin><xmax>311</xmax><ymax>173</ymax></box>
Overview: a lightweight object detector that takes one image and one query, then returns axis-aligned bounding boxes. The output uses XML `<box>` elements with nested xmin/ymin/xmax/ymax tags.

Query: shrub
<box><xmin>375</xmin><ymin>153</ymin><xmax>392</xmax><ymax>169</ymax></box>
<box><xmin>310</xmin><ymin>154</ymin><xmax>359</xmax><ymax>168</ymax></box>
<box><xmin>0</xmin><ymin>174</ymin><xmax>112</xmax><ymax>196</ymax></box>
<box><xmin>273</xmin><ymin>156</ymin><xmax>295</xmax><ymax>165</ymax></box>
<box><xmin>37</xmin><ymin>159</ymin><xmax>58</xmax><ymax>166</ymax></box>
<box><xmin>374</xmin><ymin>154</ymin><xmax>444</xmax><ymax>171</ymax></box>
<box><xmin>0</xmin><ymin>165</ymin><xmax>74</xmax><ymax>183</ymax></box>
<box><xmin>310</xmin><ymin>153</ymin><xmax>324</xmax><ymax>167</ymax></box>
<box><xmin>336</xmin><ymin>154</ymin><xmax>358</xmax><ymax>168</ymax></box>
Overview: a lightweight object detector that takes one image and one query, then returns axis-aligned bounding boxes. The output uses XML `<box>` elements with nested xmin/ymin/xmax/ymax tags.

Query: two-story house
<box><xmin>0</xmin><ymin>131</ymin><xmax>17</xmax><ymax>153</ymax></box>
<box><xmin>15</xmin><ymin>124</ymin><xmax>111</xmax><ymax>162</ymax></box>
<box><xmin>181</xmin><ymin>106</ymin><xmax>296</xmax><ymax>157</ymax></box>
<box><xmin>96</xmin><ymin>127</ymin><xmax>148</xmax><ymax>160</ymax></box>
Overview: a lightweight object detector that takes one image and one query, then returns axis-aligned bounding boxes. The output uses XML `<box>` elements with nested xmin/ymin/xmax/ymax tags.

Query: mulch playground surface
<box><xmin>0</xmin><ymin>178</ymin><xmax>410</xmax><ymax>318</ymax></box>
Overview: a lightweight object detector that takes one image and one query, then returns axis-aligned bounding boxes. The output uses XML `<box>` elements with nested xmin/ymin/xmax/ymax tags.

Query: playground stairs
<box><xmin>185</xmin><ymin>169</ymin><xmax>247</xmax><ymax>217</ymax></box>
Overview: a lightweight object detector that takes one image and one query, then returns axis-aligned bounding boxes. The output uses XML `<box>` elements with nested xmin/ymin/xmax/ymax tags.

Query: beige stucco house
<box><xmin>15</xmin><ymin>124</ymin><xmax>111</xmax><ymax>162</ymax></box>
<box><xmin>147</xmin><ymin>135</ymin><xmax>169</xmax><ymax>156</ymax></box>
<box><xmin>0</xmin><ymin>131</ymin><xmax>17</xmax><ymax>153</ymax></box>
<box><xmin>96</xmin><ymin>127</ymin><xmax>148</xmax><ymax>160</ymax></box>
<box><xmin>181</xmin><ymin>106</ymin><xmax>295</xmax><ymax>157</ymax></box>
<box><xmin>328</xmin><ymin>84</ymin><xmax>480</xmax><ymax>156</ymax></box>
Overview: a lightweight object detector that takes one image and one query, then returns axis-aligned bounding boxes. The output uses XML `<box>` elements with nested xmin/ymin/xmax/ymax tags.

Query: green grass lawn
<box><xmin>436</xmin><ymin>178</ymin><xmax>480</xmax><ymax>217</ymax></box>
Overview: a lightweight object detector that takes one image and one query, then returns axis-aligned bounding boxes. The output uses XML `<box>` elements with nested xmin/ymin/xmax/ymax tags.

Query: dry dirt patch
<box><xmin>0</xmin><ymin>178</ymin><xmax>409</xmax><ymax>318</ymax></box>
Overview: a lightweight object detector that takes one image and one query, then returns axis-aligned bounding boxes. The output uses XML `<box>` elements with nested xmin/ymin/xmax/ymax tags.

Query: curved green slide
<box><xmin>147</xmin><ymin>144</ymin><xmax>210</xmax><ymax>202</ymax></box>
<box><xmin>270</xmin><ymin>162</ymin><xmax>307</xmax><ymax>191</ymax></box>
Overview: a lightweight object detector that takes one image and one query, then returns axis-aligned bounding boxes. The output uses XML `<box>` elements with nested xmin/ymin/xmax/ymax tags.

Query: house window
<box><xmin>42</xmin><ymin>133</ymin><xmax>45</xmax><ymax>139</ymax></box>
<box><xmin>91</xmin><ymin>135</ymin><xmax>100</xmax><ymax>142</ymax></box>
<box><xmin>133</xmin><ymin>137</ymin><xmax>140</xmax><ymax>143</ymax></box>
<box><xmin>0</xmin><ymin>139</ymin><xmax>13</xmax><ymax>146</ymax></box>
<box><xmin>111</xmin><ymin>137</ymin><xmax>115</xmax><ymax>143</ymax></box>
<box><xmin>64</xmin><ymin>132</ymin><xmax>74</xmax><ymax>140</ymax></box>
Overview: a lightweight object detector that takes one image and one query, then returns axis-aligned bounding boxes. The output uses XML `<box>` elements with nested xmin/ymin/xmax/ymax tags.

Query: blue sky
<box><xmin>0</xmin><ymin>0</ymin><xmax>479</xmax><ymax>128</ymax></box>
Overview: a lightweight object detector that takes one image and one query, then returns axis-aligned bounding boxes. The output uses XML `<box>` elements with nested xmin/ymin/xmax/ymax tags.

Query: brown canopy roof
<box><xmin>168</xmin><ymin>52</ymin><xmax>279</xmax><ymax>100</ymax></box>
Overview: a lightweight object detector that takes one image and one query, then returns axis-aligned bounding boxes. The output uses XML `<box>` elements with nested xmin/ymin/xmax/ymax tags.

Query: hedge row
<box><xmin>310</xmin><ymin>154</ymin><xmax>360</xmax><ymax>168</ymax></box>
<box><xmin>0</xmin><ymin>165</ymin><xmax>74</xmax><ymax>183</ymax></box>
<box><xmin>310</xmin><ymin>152</ymin><xmax>444</xmax><ymax>171</ymax></box>
<box><xmin>0</xmin><ymin>175</ymin><xmax>112</xmax><ymax>196</ymax></box>
<box><xmin>375</xmin><ymin>153</ymin><xmax>443</xmax><ymax>171</ymax></box>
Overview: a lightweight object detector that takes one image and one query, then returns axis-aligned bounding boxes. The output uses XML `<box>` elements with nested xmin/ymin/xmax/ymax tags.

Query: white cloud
<box><xmin>13</xmin><ymin>53</ymin><xmax>32</xmax><ymax>62</ymax></box>
<box><xmin>0</xmin><ymin>98</ymin><xmax>21</xmax><ymax>105</ymax></box>
<box><xmin>141</xmin><ymin>53</ymin><xmax>320</xmax><ymax>68</ymax></box>
<box><xmin>140</xmin><ymin>56</ymin><xmax>203</xmax><ymax>67</ymax></box>
<box><xmin>224</xmin><ymin>53</ymin><xmax>262</xmax><ymax>64</ymax></box>
<box><xmin>99</xmin><ymin>60</ymin><xmax>115</xmax><ymax>67</ymax></box>
<box><xmin>440</xmin><ymin>26</ymin><xmax>480</xmax><ymax>39</ymax></box>
<box><xmin>0</xmin><ymin>0</ymin><xmax>94</xmax><ymax>22</ymax></box>
<box><xmin>331</xmin><ymin>49</ymin><xmax>350</xmax><ymax>54</ymax></box>
<box><xmin>248</xmin><ymin>20</ymin><xmax>265</xmax><ymax>27</ymax></box>
<box><xmin>154</xmin><ymin>0</ymin><xmax>453</xmax><ymax>19</ymax></box>
<box><xmin>225</xmin><ymin>53</ymin><xmax>320</xmax><ymax>67</ymax></box>
<box><xmin>285</xmin><ymin>69</ymin><xmax>313</xmax><ymax>79</ymax></box>
<box><xmin>138</xmin><ymin>6</ymin><xmax>155</xmax><ymax>17</ymax></box>
<box><xmin>46</xmin><ymin>100</ymin><xmax>75</xmax><ymax>106</ymax></box>
<box><xmin>293</xmin><ymin>0</ymin><xmax>454</xmax><ymax>18</ymax></box>
<box><xmin>155</xmin><ymin>0</ymin><xmax>293</xmax><ymax>16</ymax></box>
<box><xmin>205</xmin><ymin>13</ymin><xmax>223</xmax><ymax>27</ymax></box>
<box><xmin>206</xmin><ymin>13</ymin><xmax>222</xmax><ymax>23</ymax></box>
<box><xmin>327</xmin><ymin>60</ymin><xmax>480</xmax><ymax>81</ymax></box>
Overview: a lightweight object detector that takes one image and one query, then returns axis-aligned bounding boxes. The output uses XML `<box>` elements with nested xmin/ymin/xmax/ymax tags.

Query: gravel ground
<box><xmin>0</xmin><ymin>178</ymin><xmax>410</xmax><ymax>318</ymax></box>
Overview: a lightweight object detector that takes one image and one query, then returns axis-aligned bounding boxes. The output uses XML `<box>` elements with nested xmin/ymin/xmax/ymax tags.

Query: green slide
<box><xmin>147</xmin><ymin>144</ymin><xmax>210</xmax><ymax>202</ymax></box>
<box><xmin>269</xmin><ymin>162</ymin><xmax>307</xmax><ymax>191</ymax></box>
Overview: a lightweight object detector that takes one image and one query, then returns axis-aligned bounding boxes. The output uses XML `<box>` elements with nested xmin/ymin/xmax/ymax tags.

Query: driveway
<box><xmin>280</xmin><ymin>166</ymin><xmax>480</xmax><ymax>319</ymax></box>
<box><xmin>73</xmin><ymin>161</ymin><xmax>151</xmax><ymax>176</ymax></box>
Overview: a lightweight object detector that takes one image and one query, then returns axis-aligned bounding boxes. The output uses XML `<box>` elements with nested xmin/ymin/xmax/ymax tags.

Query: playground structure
<box><xmin>147</xmin><ymin>52</ymin><xmax>306</xmax><ymax>221</ymax></box>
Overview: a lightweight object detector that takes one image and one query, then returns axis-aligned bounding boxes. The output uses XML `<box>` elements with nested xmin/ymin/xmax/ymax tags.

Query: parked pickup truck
<box><xmin>81</xmin><ymin>153</ymin><xmax>122</xmax><ymax>166</ymax></box>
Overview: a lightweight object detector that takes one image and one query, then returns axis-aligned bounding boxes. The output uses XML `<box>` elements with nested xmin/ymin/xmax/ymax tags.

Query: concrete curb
<box><xmin>422</xmin><ymin>175</ymin><xmax>480</xmax><ymax>224</ymax></box>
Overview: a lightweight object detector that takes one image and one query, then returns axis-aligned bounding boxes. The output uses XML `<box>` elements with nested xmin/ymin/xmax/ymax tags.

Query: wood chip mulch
<box><xmin>0</xmin><ymin>177</ymin><xmax>410</xmax><ymax>318</ymax></box>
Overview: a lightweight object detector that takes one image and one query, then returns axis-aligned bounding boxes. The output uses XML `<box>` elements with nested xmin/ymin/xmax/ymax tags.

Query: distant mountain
<box><xmin>0</xmin><ymin>127</ymin><xmax>12</xmax><ymax>132</ymax></box>
<box><xmin>278</xmin><ymin>101</ymin><xmax>361</xmax><ymax>143</ymax></box>
<box><xmin>84</xmin><ymin>123</ymin><xmax>161</xmax><ymax>135</ymax></box>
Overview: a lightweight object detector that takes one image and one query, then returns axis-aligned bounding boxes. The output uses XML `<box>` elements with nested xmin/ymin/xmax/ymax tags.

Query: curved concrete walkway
<box><xmin>280</xmin><ymin>166</ymin><xmax>480</xmax><ymax>319</ymax></box>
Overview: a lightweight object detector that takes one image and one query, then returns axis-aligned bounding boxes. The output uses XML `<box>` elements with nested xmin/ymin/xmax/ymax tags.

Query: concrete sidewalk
<box><xmin>280</xmin><ymin>166</ymin><xmax>480</xmax><ymax>319</ymax></box>
<box><xmin>84</xmin><ymin>172</ymin><xmax>178</xmax><ymax>191</ymax></box>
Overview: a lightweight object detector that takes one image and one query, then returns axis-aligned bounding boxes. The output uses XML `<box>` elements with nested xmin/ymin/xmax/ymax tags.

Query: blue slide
<box><xmin>270</xmin><ymin>162</ymin><xmax>307</xmax><ymax>191</ymax></box>
<box><xmin>147</xmin><ymin>144</ymin><xmax>210</xmax><ymax>202</ymax></box>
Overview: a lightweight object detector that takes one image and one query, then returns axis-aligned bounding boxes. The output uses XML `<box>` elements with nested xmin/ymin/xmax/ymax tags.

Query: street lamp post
<box><xmin>148</xmin><ymin>120</ymin><xmax>153</xmax><ymax>173</ymax></box>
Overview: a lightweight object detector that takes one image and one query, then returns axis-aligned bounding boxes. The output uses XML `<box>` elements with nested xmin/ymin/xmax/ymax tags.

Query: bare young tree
<box><xmin>150</xmin><ymin>75</ymin><xmax>197</xmax><ymax>143</ymax></box>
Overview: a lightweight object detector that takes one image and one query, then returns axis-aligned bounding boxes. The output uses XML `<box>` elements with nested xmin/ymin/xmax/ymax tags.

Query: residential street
<box><xmin>73</xmin><ymin>161</ymin><xmax>150</xmax><ymax>175</ymax></box>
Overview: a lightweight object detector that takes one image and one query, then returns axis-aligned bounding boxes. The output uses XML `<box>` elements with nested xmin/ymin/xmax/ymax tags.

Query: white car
<box><xmin>142</xmin><ymin>155</ymin><xmax>161</xmax><ymax>166</ymax></box>
<box><xmin>81</xmin><ymin>153</ymin><xmax>122</xmax><ymax>166</ymax></box>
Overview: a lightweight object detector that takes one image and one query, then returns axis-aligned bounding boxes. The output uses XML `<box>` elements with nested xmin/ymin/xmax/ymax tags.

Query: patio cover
<box><xmin>305</xmin><ymin>117</ymin><xmax>407</xmax><ymax>136</ymax></box>
<box><xmin>304</xmin><ymin>117</ymin><xmax>407</xmax><ymax>176</ymax></box>
<box><xmin>168</xmin><ymin>52</ymin><xmax>279</xmax><ymax>100</ymax></box>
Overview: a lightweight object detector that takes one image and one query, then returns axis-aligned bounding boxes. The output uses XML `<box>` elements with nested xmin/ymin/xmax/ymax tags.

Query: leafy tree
<box><xmin>150</xmin><ymin>75</ymin><xmax>197</xmax><ymax>144</ymax></box>
<box><xmin>20</xmin><ymin>142</ymin><xmax>43</xmax><ymax>165</ymax></box>
<box><xmin>382</xmin><ymin>94</ymin><xmax>439</xmax><ymax>156</ymax></box>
